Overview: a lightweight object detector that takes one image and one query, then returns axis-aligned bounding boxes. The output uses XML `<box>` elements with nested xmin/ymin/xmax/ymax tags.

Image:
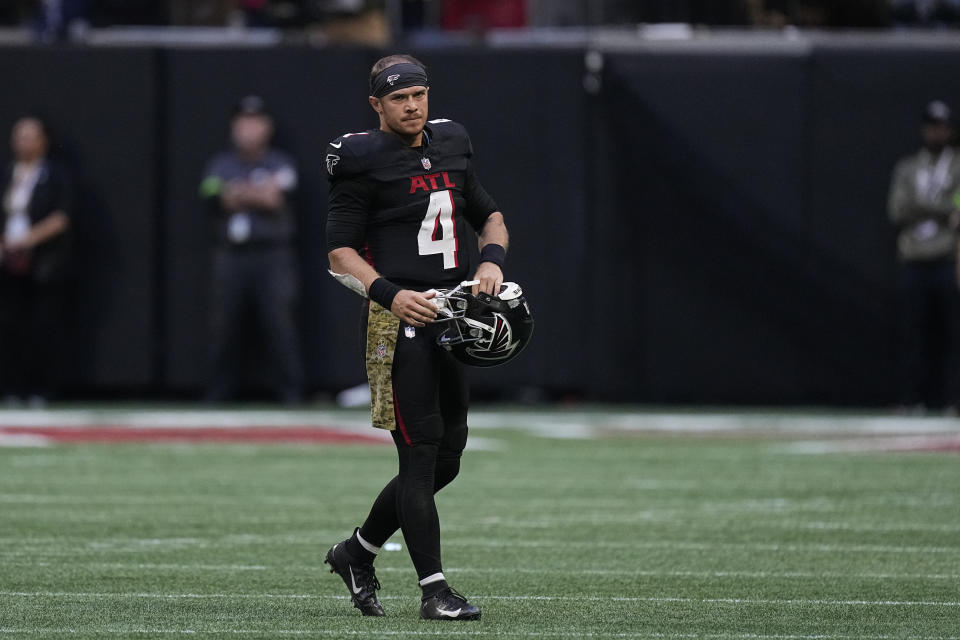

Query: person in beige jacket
<box><xmin>888</xmin><ymin>100</ymin><xmax>960</xmax><ymax>412</ymax></box>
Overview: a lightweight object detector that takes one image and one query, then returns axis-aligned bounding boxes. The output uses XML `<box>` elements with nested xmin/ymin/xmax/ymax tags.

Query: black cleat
<box><xmin>420</xmin><ymin>587</ymin><xmax>481</xmax><ymax>621</ymax></box>
<box><xmin>324</xmin><ymin>542</ymin><xmax>386</xmax><ymax>617</ymax></box>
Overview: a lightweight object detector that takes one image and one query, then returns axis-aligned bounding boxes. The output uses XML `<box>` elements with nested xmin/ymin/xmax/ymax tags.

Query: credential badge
<box><xmin>405</xmin><ymin>326</ymin><xmax>416</xmax><ymax>339</ymax></box>
<box><xmin>387</xmin><ymin>74</ymin><xmax>400</xmax><ymax>85</ymax></box>
<box><xmin>421</xmin><ymin>157</ymin><xmax>432</xmax><ymax>170</ymax></box>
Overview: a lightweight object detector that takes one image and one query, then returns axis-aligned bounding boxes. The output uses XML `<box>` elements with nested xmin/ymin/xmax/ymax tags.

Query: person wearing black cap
<box><xmin>199</xmin><ymin>95</ymin><xmax>303</xmax><ymax>404</ymax></box>
<box><xmin>322</xmin><ymin>54</ymin><xmax>510</xmax><ymax>621</ymax></box>
<box><xmin>888</xmin><ymin>99</ymin><xmax>960</xmax><ymax>412</ymax></box>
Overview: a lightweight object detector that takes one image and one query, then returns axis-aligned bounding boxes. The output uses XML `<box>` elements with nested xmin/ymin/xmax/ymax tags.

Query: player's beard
<box><xmin>391</xmin><ymin>115</ymin><xmax>425</xmax><ymax>145</ymax></box>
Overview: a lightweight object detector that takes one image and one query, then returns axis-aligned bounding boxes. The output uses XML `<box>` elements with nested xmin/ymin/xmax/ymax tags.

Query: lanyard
<box><xmin>915</xmin><ymin>148</ymin><xmax>953</xmax><ymax>202</ymax></box>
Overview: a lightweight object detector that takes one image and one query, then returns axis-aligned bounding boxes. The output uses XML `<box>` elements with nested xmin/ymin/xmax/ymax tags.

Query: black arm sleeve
<box><xmin>462</xmin><ymin>160</ymin><xmax>499</xmax><ymax>232</ymax></box>
<box><xmin>326</xmin><ymin>175</ymin><xmax>373</xmax><ymax>253</ymax></box>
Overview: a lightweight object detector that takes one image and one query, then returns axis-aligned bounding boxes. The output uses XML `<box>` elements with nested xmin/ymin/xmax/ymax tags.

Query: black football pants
<box><xmin>0</xmin><ymin>272</ymin><xmax>65</xmax><ymax>398</ymax></box>
<box><xmin>206</xmin><ymin>245</ymin><xmax>303</xmax><ymax>403</ymax></box>
<box><xmin>358</xmin><ymin>321</ymin><xmax>469</xmax><ymax>581</ymax></box>
<box><xmin>897</xmin><ymin>260</ymin><xmax>960</xmax><ymax>407</ymax></box>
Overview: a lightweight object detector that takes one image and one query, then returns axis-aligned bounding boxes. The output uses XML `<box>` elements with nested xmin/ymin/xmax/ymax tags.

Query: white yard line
<box><xmin>0</xmin><ymin>410</ymin><xmax>372</xmax><ymax>429</ymax></box>
<box><xmin>0</xmin><ymin>433</ymin><xmax>51</xmax><ymax>447</ymax></box>
<box><xmin>0</xmin><ymin>493</ymin><xmax>336</xmax><ymax>506</ymax></box>
<box><xmin>1</xmin><ymin>408</ymin><xmax>958</xmax><ymax>440</ymax></box>
<box><xmin>1</xmin><ymin>494</ymin><xmax>955</xmax><ymax>518</ymax></box>
<box><xmin>2</xmin><ymin>591</ymin><xmax>959</xmax><ymax>607</ymax></box>
<box><xmin>3</xmin><ymin>561</ymin><xmax>958</xmax><ymax>581</ymax></box>
<box><xmin>1</xmin><ymin>631</ymin><xmax>954</xmax><ymax>639</ymax></box>
<box><xmin>445</xmin><ymin>538</ymin><xmax>960</xmax><ymax>554</ymax></box>
<box><xmin>2</xmin><ymin>535</ymin><xmax>957</xmax><ymax>555</ymax></box>
<box><xmin>778</xmin><ymin>436</ymin><xmax>960</xmax><ymax>454</ymax></box>
<box><xmin>0</xmin><ymin>632</ymin><xmax>958</xmax><ymax>640</ymax></box>
<box><xmin>472</xmin><ymin>411</ymin><xmax>960</xmax><ymax>438</ymax></box>
<box><xmin>4</xmin><ymin>495</ymin><xmax>953</xmax><ymax>519</ymax></box>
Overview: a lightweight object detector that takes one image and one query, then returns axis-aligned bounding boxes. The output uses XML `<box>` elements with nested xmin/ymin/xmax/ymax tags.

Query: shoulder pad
<box><xmin>427</xmin><ymin>118</ymin><xmax>465</xmax><ymax>132</ymax></box>
<box><xmin>425</xmin><ymin>119</ymin><xmax>472</xmax><ymax>157</ymax></box>
<box><xmin>325</xmin><ymin>130</ymin><xmax>381</xmax><ymax>179</ymax></box>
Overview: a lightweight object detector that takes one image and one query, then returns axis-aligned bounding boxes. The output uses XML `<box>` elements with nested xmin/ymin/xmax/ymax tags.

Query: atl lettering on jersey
<box><xmin>410</xmin><ymin>172</ymin><xmax>455</xmax><ymax>194</ymax></box>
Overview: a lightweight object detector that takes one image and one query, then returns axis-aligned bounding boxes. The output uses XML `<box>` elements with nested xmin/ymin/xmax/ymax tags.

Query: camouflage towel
<box><xmin>365</xmin><ymin>301</ymin><xmax>400</xmax><ymax>430</ymax></box>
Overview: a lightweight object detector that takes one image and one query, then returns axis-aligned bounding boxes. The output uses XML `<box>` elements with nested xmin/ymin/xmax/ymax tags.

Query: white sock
<box><xmin>418</xmin><ymin>572</ymin><xmax>446</xmax><ymax>587</ymax></box>
<box><xmin>356</xmin><ymin>531</ymin><xmax>380</xmax><ymax>555</ymax></box>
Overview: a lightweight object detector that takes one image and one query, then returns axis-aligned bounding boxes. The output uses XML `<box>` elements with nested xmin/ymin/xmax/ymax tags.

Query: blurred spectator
<box><xmin>32</xmin><ymin>0</ymin><xmax>90</xmax><ymax>42</ymax></box>
<box><xmin>167</xmin><ymin>0</ymin><xmax>234</xmax><ymax>26</ymax></box>
<box><xmin>746</xmin><ymin>0</ymin><xmax>890</xmax><ymax>27</ymax></box>
<box><xmin>238</xmin><ymin>0</ymin><xmax>269</xmax><ymax>26</ymax></box>
<box><xmin>0</xmin><ymin>116</ymin><xmax>73</xmax><ymax>407</ymax></box>
<box><xmin>199</xmin><ymin>96</ymin><xmax>303</xmax><ymax>404</ymax></box>
<box><xmin>87</xmin><ymin>0</ymin><xmax>165</xmax><ymax>25</ymax></box>
<box><xmin>687</xmin><ymin>0</ymin><xmax>752</xmax><ymax>25</ymax></box>
<box><xmin>307</xmin><ymin>0</ymin><xmax>389</xmax><ymax>45</ymax></box>
<box><xmin>887</xmin><ymin>100</ymin><xmax>960</xmax><ymax>413</ymax></box>
<box><xmin>442</xmin><ymin>0</ymin><xmax>525</xmax><ymax>30</ymax></box>
<box><xmin>891</xmin><ymin>0</ymin><xmax>960</xmax><ymax>26</ymax></box>
<box><xmin>828</xmin><ymin>0</ymin><xmax>891</xmax><ymax>27</ymax></box>
<box><xmin>168</xmin><ymin>0</ymin><xmax>269</xmax><ymax>27</ymax></box>
<box><xmin>0</xmin><ymin>0</ymin><xmax>915</xmax><ymax>30</ymax></box>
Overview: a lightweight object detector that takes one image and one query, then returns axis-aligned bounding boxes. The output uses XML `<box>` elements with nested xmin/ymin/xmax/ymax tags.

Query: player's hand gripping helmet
<box><xmin>431</xmin><ymin>281</ymin><xmax>534</xmax><ymax>367</ymax></box>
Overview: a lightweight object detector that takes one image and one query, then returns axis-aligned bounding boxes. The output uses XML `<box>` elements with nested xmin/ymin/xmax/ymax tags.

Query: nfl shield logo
<box><xmin>405</xmin><ymin>326</ymin><xmax>416</xmax><ymax>338</ymax></box>
<box><xmin>421</xmin><ymin>157</ymin><xmax>432</xmax><ymax>170</ymax></box>
<box><xmin>375</xmin><ymin>341</ymin><xmax>387</xmax><ymax>360</ymax></box>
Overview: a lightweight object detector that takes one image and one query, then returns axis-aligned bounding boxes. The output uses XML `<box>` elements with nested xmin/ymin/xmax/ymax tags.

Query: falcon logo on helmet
<box><xmin>465</xmin><ymin>313</ymin><xmax>519</xmax><ymax>362</ymax></box>
<box><xmin>432</xmin><ymin>282</ymin><xmax>533</xmax><ymax>367</ymax></box>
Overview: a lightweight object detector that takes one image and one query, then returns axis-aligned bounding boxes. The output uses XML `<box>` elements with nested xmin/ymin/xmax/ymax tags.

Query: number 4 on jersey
<box><xmin>417</xmin><ymin>190</ymin><xmax>458</xmax><ymax>269</ymax></box>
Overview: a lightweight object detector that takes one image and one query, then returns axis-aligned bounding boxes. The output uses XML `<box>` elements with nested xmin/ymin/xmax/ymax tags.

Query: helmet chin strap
<box><xmin>446</xmin><ymin>280</ymin><xmax>479</xmax><ymax>295</ymax></box>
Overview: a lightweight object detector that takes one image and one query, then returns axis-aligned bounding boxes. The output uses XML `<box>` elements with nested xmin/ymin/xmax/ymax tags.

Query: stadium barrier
<box><xmin>2</xmin><ymin>41</ymin><xmax>958</xmax><ymax>404</ymax></box>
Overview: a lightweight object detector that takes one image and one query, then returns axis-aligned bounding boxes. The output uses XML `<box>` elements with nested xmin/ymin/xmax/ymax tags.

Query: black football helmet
<box><xmin>432</xmin><ymin>281</ymin><xmax>534</xmax><ymax>367</ymax></box>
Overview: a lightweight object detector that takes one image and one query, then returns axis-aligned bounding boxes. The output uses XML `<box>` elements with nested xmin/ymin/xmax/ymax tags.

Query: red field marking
<box><xmin>925</xmin><ymin>443</ymin><xmax>960</xmax><ymax>452</ymax></box>
<box><xmin>0</xmin><ymin>426</ymin><xmax>389</xmax><ymax>445</ymax></box>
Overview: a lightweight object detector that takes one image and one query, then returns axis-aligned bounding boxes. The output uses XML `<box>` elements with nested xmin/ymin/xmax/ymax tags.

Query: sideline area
<box><xmin>0</xmin><ymin>405</ymin><xmax>958</xmax><ymax>451</ymax></box>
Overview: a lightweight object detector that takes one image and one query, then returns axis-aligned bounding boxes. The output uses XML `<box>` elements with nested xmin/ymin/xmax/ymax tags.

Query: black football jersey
<box><xmin>325</xmin><ymin>119</ymin><xmax>498</xmax><ymax>290</ymax></box>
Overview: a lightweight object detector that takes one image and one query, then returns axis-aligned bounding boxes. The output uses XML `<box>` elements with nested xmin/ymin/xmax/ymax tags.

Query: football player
<box><xmin>323</xmin><ymin>54</ymin><xmax>509</xmax><ymax>621</ymax></box>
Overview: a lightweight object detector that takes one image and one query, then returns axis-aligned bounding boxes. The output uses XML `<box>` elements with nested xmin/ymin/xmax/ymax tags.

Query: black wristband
<box><xmin>368</xmin><ymin>277</ymin><xmax>402</xmax><ymax>310</ymax></box>
<box><xmin>479</xmin><ymin>243</ymin><xmax>506</xmax><ymax>268</ymax></box>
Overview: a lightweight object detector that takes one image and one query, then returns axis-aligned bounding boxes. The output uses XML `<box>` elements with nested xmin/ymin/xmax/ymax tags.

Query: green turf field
<box><xmin>1</xmin><ymin>408</ymin><xmax>959</xmax><ymax>639</ymax></box>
